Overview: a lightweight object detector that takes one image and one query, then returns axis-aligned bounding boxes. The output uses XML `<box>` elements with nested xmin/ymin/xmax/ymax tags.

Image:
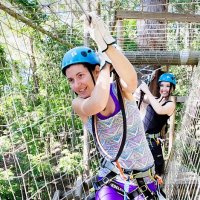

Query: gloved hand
<box><xmin>140</xmin><ymin>82</ymin><xmax>151</xmax><ymax>95</ymax></box>
<box><xmin>81</xmin><ymin>12</ymin><xmax>116</xmax><ymax>52</ymax></box>
<box><xmin>97</xmin><ymin>51</ymin><xmax>112</xmax><ymax>70</ymax></box>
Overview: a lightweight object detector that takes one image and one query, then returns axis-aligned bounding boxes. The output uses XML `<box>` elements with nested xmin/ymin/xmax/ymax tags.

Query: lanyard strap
<box><xmin>92</xmin><ymin>76</ymin><xmax>127</xmax><ymax>163</ymax></box>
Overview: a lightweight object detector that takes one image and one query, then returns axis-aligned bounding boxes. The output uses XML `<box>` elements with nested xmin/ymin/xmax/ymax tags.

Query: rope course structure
<box><xmin>164</xmin><ymin>61</ymin><xmax>200</xmax><ymax>200</ymax></box>
<box><xmin>0</xmin><ymin>0</ymin><xmax>199</xmax><ymax>199</ymax></box>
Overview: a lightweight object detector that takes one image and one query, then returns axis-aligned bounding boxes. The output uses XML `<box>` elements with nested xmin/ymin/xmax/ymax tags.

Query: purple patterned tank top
<box><xmin>85</xmin><ymin>81</ymin><xmax>154</xmax><ymax>171</ymax></box>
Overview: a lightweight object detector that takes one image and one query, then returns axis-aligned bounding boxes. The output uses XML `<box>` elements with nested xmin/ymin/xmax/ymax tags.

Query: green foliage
<box><xmin>0</xmin><ymin>24</ymin><xmax>84</xmax><ymax>196</ymax></box>
<box><xmin>0</xmin><ymin>45</ymin><xmax>11</xmax><ymax>95</ymax></box>
<box><xmin>111</xmin><ymin>0</ymin><xmax>140</xmax><ymax>11</ymax></box>
<box><xmin>123</xmin><ymin>20</ymin><xmax>138</xmax><ymax>51</ymax></box>
<box><xmin>0</xmin><ymin>45</ymin><xmax>12</xmax><ymax>136</ymax></box>
<box><xmin>169</xmin><ymin>66</ymin><xmax>192</xmax><ymax>97</ymax></box>
<box><xmin>169</xmin><ymin>0</ymin><xmax>200</xmax><ymax>13</ymax></box>
<box><xmin>58</xmin><ymin>149</ymin><xmax>83</xmax><ymax>174</ymax></box>
<box><xmin>9</xmin><ymin>0</ymin><xmax>48</xmax><ymax>24</ymax></box>
<box><xmin>169</xmin><ymin>65</ymin><xmax>192</xmax><ymax>131</ymax></box>
<box><xmin>0</xmin><ymin>169</ymin><xmax>18</xmax><ymax>199</ymax></box>
<box><xmin>0</xmin><ymin>136</ymin><xmax>11</xmax><ymax>154</ymax></box>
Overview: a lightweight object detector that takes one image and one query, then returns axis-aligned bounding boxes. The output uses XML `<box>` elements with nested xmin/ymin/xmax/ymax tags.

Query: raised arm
<box><xmin>72</xmin><ymin>63</ymin><xmax>111</xmax><ymax>122</ymax></box>
<box><xmin>82</xmin><ymin>12</ymin><xmax>137</xmax><ymax>94</ymax></box>
<box><xmin>134</xmin><ymin>85</ymin><xmax>150</xmax><ymax>104</ymax></box>
<box><xmin>105</xmin><ymin>46</ymin><xmax>137</xmax><ymax>93</ymax></box>
<box><xmin>140</xmin><ymin>82</ymin><xmax>175</xmax><ymax>116</ymax></box>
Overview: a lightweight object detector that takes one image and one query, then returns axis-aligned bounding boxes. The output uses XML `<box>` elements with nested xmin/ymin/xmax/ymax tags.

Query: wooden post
<box><xmin>168</xmin><ymin>99</ymin><xmax>176</xmax><ymax>158</ymax></box>
<box><xmin>164</xmin><ymin>96</ymin><xmax>176</xmax><ymax>161</ymax></box>
<box><xmin>74</xmin><ymin>176</ymin><xmax>83</xmax><ymax>200</ymax></box>
<box><xmin>82</xmin><ymin>0</ymin><xmax>91</xmax><ymax>177</ymax></box>
<box><xmin>83</xmin><ymin>125</ymin><xmax>90</xmax><ymax>176</ymax></box>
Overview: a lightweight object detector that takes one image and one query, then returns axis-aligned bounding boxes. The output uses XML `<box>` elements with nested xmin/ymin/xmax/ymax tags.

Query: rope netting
<box><xmin>164</xmin><ymin>61</ymin><xmax>200</xmax><ymax>200</ymax></box>
<box><xmin>0</xmin><ymin>0</ymin><xmax>199</xmax><ymax>199</ymax></box>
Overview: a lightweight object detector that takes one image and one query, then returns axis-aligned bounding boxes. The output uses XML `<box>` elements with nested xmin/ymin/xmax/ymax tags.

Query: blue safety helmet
<box><xmin>158</xmin><ymin>73</ymin><xmax>176</xmax><ymax>87</ymax></box>
<box><xmin>61</xmin><ymin>46</ymin><xmax>100</xmax><ymax>75</ymax></box>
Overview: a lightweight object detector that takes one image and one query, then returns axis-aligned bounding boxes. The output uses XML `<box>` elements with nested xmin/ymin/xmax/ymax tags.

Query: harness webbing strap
<box><xmin>136</xmin><ymin>178</ymin><xmax>156</xmax><ymax>200</ymax></box>
<box><xmin>93</xmin><ymin>171</ymin><xmax>118</xmax><ymax>191</ymax></box>
<box><xmin>94</xmin><ymin>171</ymin><xmax>157</xmax><ymax>199</ymax></box>
<box><xmin>116</xmin><ymin>160</ymin><xmax>126</xmax><ymax>180</ymax></box>
<box><xmin>109</xmin><ymin>181</ymin><xmax>141</xmax><ymax>199</ymax></box>
<box><xmin>101</xmin><ymin>159</ymin><xmax>155</xmax><ymax>180</ymax></box>
<box><xmin>138</xmin><ymin>90</ymin><xmax>145</xmax><ymax>110</ymax></box>
<box><xmin>114</xmin><ymin>77</ymin><xmax>127</xmax><ymax>162</ymax></box>
<box><xmin>91</xmin><ymin>75</ymin><xmax>127</xmax><ymax>163</ymax></box>
<box><xmin>94</xmin><ymin>178</ymin><xmax>142</xmax><ymax>199</ymax></box>
<box><xmin>146</xmin><ymin>133</ymin><xmax>160</xmax><ymax>139</ymax></box>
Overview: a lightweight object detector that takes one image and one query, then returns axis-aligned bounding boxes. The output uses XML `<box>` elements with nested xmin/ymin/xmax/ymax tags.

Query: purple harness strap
<box><xmin>95</xmin><ymin>180</ymin><xmax>157</xmax><ymax>200</ymax></box>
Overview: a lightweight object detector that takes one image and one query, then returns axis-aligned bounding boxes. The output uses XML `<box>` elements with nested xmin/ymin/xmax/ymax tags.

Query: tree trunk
<box><xmin>137</xmin><ymin>0</ymin><xmax>167</xmax><ymax>96</ymax></box>
<box><xmin>137</xmin><ymin>0</ymin><xmax>167</xmax><ymax>51</ymax></box>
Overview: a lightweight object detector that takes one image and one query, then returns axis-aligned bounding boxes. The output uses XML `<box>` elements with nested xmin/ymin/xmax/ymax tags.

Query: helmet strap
<box><xmin>88</xmin><ymin>68</ymin><xmax>96</xmax><ymax>85</ymax></box>
<box><xmin>169</xmin><ymin>84</ymin><xmax>175</xmax><ymax>96</ymax></box>
<box><xmin>159</xmin><ymin>97</ymin><xmax>164</xmax><ymax>103</ymax></box>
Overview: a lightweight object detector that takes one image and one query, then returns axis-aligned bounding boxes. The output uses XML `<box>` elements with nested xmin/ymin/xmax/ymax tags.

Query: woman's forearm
<box><xmin>105</xmin><ymin>45</ymin><xmax>137</xmax><ymax>93</ymax></box>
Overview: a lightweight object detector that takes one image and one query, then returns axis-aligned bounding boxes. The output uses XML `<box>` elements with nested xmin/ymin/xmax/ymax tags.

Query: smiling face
<box><xmin>159</xmin><ymin>81</ymin><xmax>172</xmax><ymax>98</ymax></box>
<box><xmin>65</xmin><ymin>64</ymin><xmax>98</xmax><ymax>99</ymax></box>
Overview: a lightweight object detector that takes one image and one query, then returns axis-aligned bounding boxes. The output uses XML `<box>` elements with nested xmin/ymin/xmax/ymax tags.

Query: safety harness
<box><xmin>147</xmin><ymin>133</ymin><xmax>164</xmax><ymax>146</ymax></box>
<box><xmin>92</xmin><ymin>75</ymin><xmax>158</xmax><ymax>199</ymax></box>
<box><xmin>138</xmin><ymin>73</ymin><xmax>153</xmax><ymax>110</ymax></box>
<box><xmin>93</xmin><ymin>159</ymin><xmax>157</xmax><ymax>199</ymax></box>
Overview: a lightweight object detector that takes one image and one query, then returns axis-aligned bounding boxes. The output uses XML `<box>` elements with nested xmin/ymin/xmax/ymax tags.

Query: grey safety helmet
<box><xmin>158</xmin><ymin>73</ymin><xmax>176</xmax><ymax>89</ymax></box>
<box><xmin>61</xmin><ymin>46</ymin><xmax>100</xmax><ymax>76</ymax></box>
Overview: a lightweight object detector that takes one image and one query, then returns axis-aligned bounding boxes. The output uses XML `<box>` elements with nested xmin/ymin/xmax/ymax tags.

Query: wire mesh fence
<box><xmin>165</xmin><ymin>61</ymin><xmax>200</xmax><ymax>200</ymax></box>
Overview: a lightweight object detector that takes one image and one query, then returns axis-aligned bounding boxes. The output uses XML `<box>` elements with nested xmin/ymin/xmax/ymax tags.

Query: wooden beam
<box><xmin>176</xmin><ymin>96</ymin><xmax>187</xmax><ymax>103</ymax></box>
<box><xmin>116</xmin><ymin>10</ymin><xmax>200</xmax><ymax>23</ymax></box>
<box><xmin>124</xmin><ymin>51</ymin><xmax>200</xmax><ymax>65</ymax></box>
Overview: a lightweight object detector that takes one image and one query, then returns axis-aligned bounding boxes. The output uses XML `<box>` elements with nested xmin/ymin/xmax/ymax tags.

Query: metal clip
<box><xmin>139</xmin><ymin>185</ymin><xmax>148</xmax><ymax>193</ymax></box>
<box><xmin>102</xmin><ymin>176</ymin><xmax>110</xmax><ymax>185</ymax></box>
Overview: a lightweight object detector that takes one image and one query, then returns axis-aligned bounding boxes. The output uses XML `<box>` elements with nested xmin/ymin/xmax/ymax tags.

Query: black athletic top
<box><xmin>143</xmin><ymin>100</ymin><xmax>172</xmax><ymax>134</ymax></box>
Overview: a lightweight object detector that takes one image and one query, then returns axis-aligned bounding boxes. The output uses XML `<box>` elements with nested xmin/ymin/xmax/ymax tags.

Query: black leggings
<box><xmin>147</xmin><ymin>138</ymin><xmax>165</xmax><ymax>176</ymax></box>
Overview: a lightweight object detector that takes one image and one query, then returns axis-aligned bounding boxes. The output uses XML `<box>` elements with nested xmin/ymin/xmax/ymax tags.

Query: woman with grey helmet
<box><xmin>138</xmin><ymin>73</ymin><xmax>176</xmax><ymax>177</ymax></box>
<box><xmin>61</xmin><ymin>12</ymin><xmax>162</xmax><ymax>200</ymax></box>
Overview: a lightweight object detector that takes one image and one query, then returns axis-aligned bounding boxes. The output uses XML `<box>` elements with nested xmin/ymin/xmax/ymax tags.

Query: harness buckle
<box><xmin>102</xmin><ymin>176</ymin><xmax>110</xmax><ymax>185</ymax></box>
<box><xmin>139</xmin><ymin>184</ymin><xmax>148</xmax><ymax>193</ymax></box>
<box><xmin>93</xmin><ymin>182</ymin><xmax>100</xmax><ymax>191</ymax></box>
<box><xmin>93</xmin><ymin>176</ymin><xmax>111</xmax><ymax>191</ymax></box>
<box><xmin>129</xmin><ymin>171</ymin><xmax>138</xmax><ymax>180</ymax></box>
<box><xmin>138</xmin><ymin>184</ymin><xmax>155</xmax><ymax>198</ymax></box>
<box><xmin>126</xmin><ymin>166</ymin><xmax>154</xmax><ymax>180</ymax></box>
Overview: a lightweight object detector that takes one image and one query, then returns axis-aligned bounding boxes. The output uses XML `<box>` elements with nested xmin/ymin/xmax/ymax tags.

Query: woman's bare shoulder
<box><xmin>72</xmin><ymin>98</ymin><xmax>88</xmax><ymax>122</ymax></box>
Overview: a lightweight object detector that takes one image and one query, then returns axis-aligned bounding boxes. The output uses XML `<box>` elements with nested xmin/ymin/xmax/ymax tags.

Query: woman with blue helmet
<box><xmin>62</xmin><ymin>46</ymin><xmax>101</xmax><ymax>86</ymax></box>
<box><xmin>138</xmin><ymin>72</ymin><xmax>176</xmax><ymax>176</ymax></box>
<box><xmin>62</xmin><ymin>12</ymin><xmax>162</xmax><ymax>200</ymax></box>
